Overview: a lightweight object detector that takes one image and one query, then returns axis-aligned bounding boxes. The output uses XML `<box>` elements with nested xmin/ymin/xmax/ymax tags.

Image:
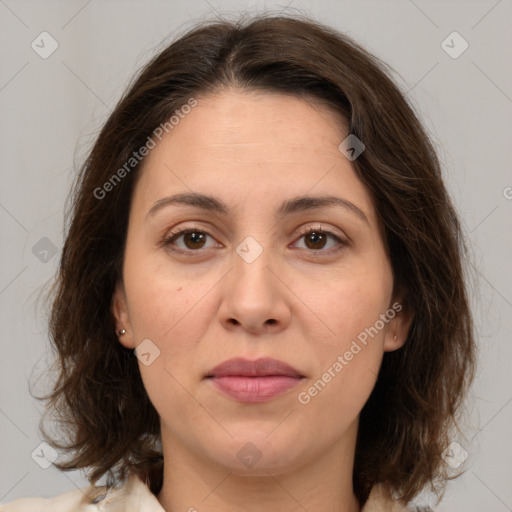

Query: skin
<box><xmin>112</xmin><ymin>89</ymin><xmax>411</xmax><ymax>512</ymax></box>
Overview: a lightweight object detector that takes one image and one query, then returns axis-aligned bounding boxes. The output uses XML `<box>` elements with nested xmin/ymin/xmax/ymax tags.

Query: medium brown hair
<box><xmin>42</xmin><ymin>13</ymin><xmax>475</xmax><ymax>507</ymax></box>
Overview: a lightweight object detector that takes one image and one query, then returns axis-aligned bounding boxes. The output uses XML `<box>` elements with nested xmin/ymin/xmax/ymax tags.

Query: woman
<box><xmin>1</xmin><ymin>13</ymin><xmax>475</xmax><ymax>512</ymax></box>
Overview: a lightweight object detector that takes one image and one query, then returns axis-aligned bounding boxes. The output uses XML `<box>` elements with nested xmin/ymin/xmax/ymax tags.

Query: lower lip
<box><xmin>208</xmin><ymin>375</ymin><xmax>303</xmax><ymax>403</ymax></box>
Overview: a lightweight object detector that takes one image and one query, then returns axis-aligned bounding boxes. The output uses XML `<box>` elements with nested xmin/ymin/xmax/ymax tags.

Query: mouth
<box><xmin>205</xmin><ymin>357</ymin><xmax>305</xmax><ymax>403</ymax></box>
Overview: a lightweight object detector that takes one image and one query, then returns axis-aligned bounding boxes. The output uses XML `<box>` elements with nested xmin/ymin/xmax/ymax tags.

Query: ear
<box><xmin>383</xmin><ymin>300</ymin><xmax>413</xmax><ymax>352</ymax></box>
<box><xmin>111</xmin><ymin>280</ymin><xmax>136</xmax><ymax>349</ymax></box>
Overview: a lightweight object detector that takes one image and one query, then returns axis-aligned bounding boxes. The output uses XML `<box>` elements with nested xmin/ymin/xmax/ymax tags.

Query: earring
<box><xmin>118</xmin><ymin>329</ymin><xmax>126</xmax><ymax>335</ymax></box>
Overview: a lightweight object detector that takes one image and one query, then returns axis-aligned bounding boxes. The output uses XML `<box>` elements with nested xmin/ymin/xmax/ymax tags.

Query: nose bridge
<box><xmin>231</xmin><ymin>235</ymin><xmax>275</xmax><ymax>302</ymax></box>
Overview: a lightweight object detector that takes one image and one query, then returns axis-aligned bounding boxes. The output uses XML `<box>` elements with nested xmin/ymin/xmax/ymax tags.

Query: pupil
<box><xmin>186</xmin><ymin>232</ymin><xmax>205</xmax><ymax>248</ymax></box>
<box><xmin>307</xmin><ymin>232</ymin><xmax>326</xmax><ymax>249</ymax></box>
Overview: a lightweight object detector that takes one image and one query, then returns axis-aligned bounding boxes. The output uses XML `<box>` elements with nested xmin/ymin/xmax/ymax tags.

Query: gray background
<box><xmin>0</xmin><ymin>0</ymin><xmax>511</xmax><ymax>510</ymax></box>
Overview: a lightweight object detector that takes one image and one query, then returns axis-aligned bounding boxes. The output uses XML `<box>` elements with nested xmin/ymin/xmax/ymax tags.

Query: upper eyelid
<box><xmin>164</xmin><ymin>222</ymin><xmax>343</xmax><ymax>237</ymax></box>
<box><xmin>296</xmin><ymin>223</ymin><xmax>343</xmax><ymax>236</ymax></box>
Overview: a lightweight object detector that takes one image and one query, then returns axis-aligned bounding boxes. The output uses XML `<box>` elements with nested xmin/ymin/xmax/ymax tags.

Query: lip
<box><xmin>205</xmin><ymin>357</ymin><xmax>304</xmax><ymax>403</ymax></box>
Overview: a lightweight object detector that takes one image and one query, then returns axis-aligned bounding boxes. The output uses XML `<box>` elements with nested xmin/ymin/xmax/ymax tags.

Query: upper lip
<box><xmin>206</xmin><ymin>357</ymin><xmax>303</xmax><ymax>378</ymax></box>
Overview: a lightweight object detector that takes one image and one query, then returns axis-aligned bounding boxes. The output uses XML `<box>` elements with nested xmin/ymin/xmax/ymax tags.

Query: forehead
<box><xmin>133</xmin><ymin>89</ymin><xmax>375</xmax><ymax>222</ymax></box>
<box><xmin>171</xmin><ymin>89</ymin><xmax>348</xmax><ymax>154</ymax></box>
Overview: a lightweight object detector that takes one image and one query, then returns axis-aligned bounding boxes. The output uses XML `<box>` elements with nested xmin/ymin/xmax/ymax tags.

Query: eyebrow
<box><xmin>146</xmin><ymin>192</ymin><xmax>369</xmax><ymax>223</ymax></box>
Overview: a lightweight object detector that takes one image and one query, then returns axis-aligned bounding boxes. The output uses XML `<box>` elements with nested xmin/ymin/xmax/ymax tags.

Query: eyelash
<box><xmin>161</xmin><ymin>224</ymin><xmax>348</xmax><ymax>256</ymax></box>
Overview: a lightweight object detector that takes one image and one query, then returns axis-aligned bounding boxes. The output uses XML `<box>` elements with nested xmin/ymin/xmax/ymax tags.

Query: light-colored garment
<box><xmin>0</xmin><ymin>473</ymin><xmax>430</xmax><ymax>511</ymax></box>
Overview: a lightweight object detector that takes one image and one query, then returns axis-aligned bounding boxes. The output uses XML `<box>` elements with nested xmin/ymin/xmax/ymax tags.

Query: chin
<box><xmin>195</xmin><ymin>427</ymin><xmax>311</xmax><ymax>476</ymax></box>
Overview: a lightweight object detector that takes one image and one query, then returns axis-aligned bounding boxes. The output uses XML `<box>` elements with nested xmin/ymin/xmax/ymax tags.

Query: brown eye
<box><xmin>181</xmin><ymin>231</ymin><xmax>207</xmax><ymax>249</ymax></box>
<box><xmin>294</xmin><ymin>227</ymin><xmax>347</xmax><ymax>252</ymax></box>
<box><xmin>163</xmin><ymin>228</ymin><xmax>218</xmax><ymax>252</ymax></box>
<box><xmin>304</xmin><ymin>231</ymin><xmax>328</xmax><ymax>250</ymax></box>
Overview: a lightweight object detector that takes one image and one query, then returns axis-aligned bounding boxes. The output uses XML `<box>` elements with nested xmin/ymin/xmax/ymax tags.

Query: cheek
<box><xmin>296</xmin><ymin>267</ymin><xmax>392</xmax><ymax>346</ymax></box>
<box><xmin>125</xmin><ymin>270</ymin><xmax>216</xmax><ymax>421</ymax></box>
<box><xmin>294</xmin><ymin>306</ymin><xmax>387</xmax><ymax>441</ymax></box>
<box><xmin>295</xmin><ymin>268</ymin><xmax>392</xmax><ymax>399</ymax></box>
<box><xmin>123</xmin><ymin>246</ymin><xmax>213</xmax><ymax>342</ymax></box>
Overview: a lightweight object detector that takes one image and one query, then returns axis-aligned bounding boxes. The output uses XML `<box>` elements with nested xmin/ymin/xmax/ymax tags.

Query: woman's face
<box><xmin>113</xmin><ymin>89</ymin><xmax>409</xmax><ymax>475</ymax></box>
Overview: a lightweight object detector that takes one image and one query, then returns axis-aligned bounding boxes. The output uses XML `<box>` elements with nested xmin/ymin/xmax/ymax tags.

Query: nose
<box><xmin>218</xmin><ymin>245</ymin><xmax>291</xmax><ymax>335</ymax></box>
